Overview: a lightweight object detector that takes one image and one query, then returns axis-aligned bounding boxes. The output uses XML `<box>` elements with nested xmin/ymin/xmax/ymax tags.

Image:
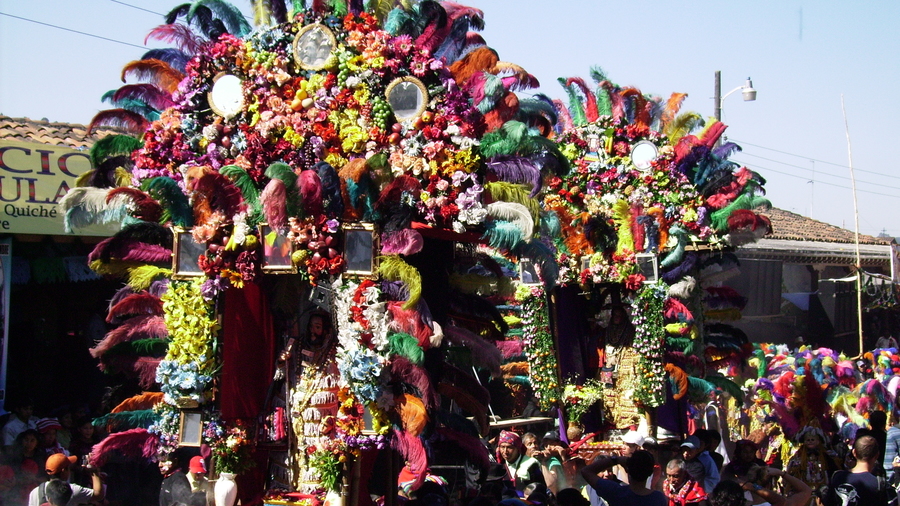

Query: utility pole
<box><xmin>714</xmin><ymin>71</ymin><xmax>722</xmax><ymax>121</ymax></box>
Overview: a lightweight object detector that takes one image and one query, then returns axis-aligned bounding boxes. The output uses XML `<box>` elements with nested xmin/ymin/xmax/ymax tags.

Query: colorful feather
<box><xmin>260</xmin><ymin>179</ymin><xmax>288</xmax><ymax>230</ymax></box>
<box><xmin>107</xmin><ymin>293</ymin><xmax>163</xmax><ymax>323</ymax></box>
<box><xmin>90</xmin><ymin>315</ymin><xmax>167</xmax><ymax>358</ymax></box>
<box><xmin>390</xmin><ymin>356</ymin><xmax>437</xmax><ymax>408</ymax></box>
<box><xmin>111</xmin><ymin>391</ymin><xmax>166</xmax><ymax>413</ymax></box>
<box><xmin>142</xmin><ymin>177</ymin><xmax>192</xmax><ymax>227</ymax></box>
<box><xmin>298</xmin><ymin>169</ymin><xmax>323</xmax><ymax>216</ymax></box>
<box><xmin>485</xmin><ymin>155</ymin><xmax>542</xmax><ymax>197</ymax></box>
<box><xmin>89</xmin><ymin>428</ymin><xmax>158</xmax><ymax>467</ymax></box>
<box><xmin>391</xmin><ymin>429</ymin><xmax>428</xmax><ymax>490</ymax></box>
<box><xmin>442</xmin><ymin>325</ymin><xmax>501</xmax><ymax>376</ymax></box>
<box><xmin>665</xmin><ymin>363</ymin><xmax>689</xmax><ymax>400</ymax></box>
<box><xmin>379</xmin><ymin>255</ymin><xmax>421</xmax><ymax>310</ymax></box>
<box><xmin>145</xmin><ymin>23</ymin><xmax>202</xmax><ymax>53</ymax></box>
<box><xmin>381</xmin><ymin>229</ymin><xmax>424</xmax><ymax>256</ymax></box>
<box><xmin>112</xmin><ymin>83</ymin><xmax>176</xmax><ymax>111</ymax></box>
<box><xmin>395</xmin><ymin>393</ymin><xmax>428</xmax><ymax>437</ymax></box>
<box><xmin>86</xmin><ymin>109</ymin><xmax>150</xmax><ymax>135</ymax></box>
<box><xmin>90</xmin><ymin>134</ymin><xmax>143</xmax><ymax>168</ymax></box>
<box><xmin>121</xmin><ymin>59</ymin><xmax>185</xmax><ymax>94</ymax></box>
<box><xmin>436</xmin><ymin>382</ymin><xmax>488</xmax><ymax>436</ymax></box>
<box><xmin>106</xmin><ymin>187</ymin><xmax>164</xmax><ymax>224</ymax></box>
<box><xmin>187</xmin><ymin>0</ymin><xmax>251</xmax><ymax>36</ymax></box>
<box><xmin>92</xmin><ymin>410</ymin><xmax>160</xmax><ymax>432</ymax></box>
<box><xmin>389</xmin><ymin>332</ymin><xmax>425</xmax><ymax>365</ymax></box>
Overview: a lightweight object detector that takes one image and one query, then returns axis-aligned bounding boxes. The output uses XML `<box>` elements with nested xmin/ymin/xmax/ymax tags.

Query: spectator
<box><xmin>721</xmin><ymin>440</ymin><xmax>765</xmax><ymax>483</ymax></box>
<box><xmin>580</xmin><ymin>450</ymin><xmax>666</xmax><ymax>506</ymax></box>
<box><xmin>662</xmin><ymin>459</ymin><xmax>706</xmax><ymax>506</ymax></box>
<box><xmin>523</xmin><ymin>433</ymin><xmax>541</xmax><ymax>458</ymax></box>
<box><xmin>856</xmin><ymin>410</ymin><xmax>888</xmax><ymax>474</ymax></box>
<box><xmin>827</xmin><ymin>435</ymin><xmax>896</xmax><ymax>506</ymax></box>
<box><xmin>43</xmin><ymin>479</ymin><xmax>72</xmax><ymax>506</ymax></box>
<box><xmin>535</xmin><ymin>431</ymin><xmax>570</xmax><ymax>494</ymax></box>
<box><xmin>695</xmin><ymin>429</ymin><xmax>725</xmax><ymax>472</ymax></box>
<box><xmin>6</xmin><ymin>429</ymin><xmax>43</xmax><ymax>503</ymax></box>
<box><xmin>885</xmin><ymin>413</ymin><xmax>900</xmax><ymax>481</ymax></box>
<box><xmin>67</xmin><ymin>419</ymin><xmax>98</xmax><ymax>462</ymax></box>
<box><xmin>159</xmin><ymin>450</ymin><xmax>205</xmax><ymax>506</ymax></box>
<box><xmin>2</xmin><ymin>398</ymin><xmax>38</xmax><ymax>449</ymax></box>
<box><xmin>614</xmin><ymin>430</ymin><xmax>645</xmax><ymax>485</ymax></box>
<box><xmin>27</xmin><ymin>453</ymin><xmax>104</xmax><ymax>506</ymax></box>
<box><xmin>710</xmin><ymin>468</ymin><xmax>811</xmax><ymax>506</ymax></box>
<box><xmin>680</xmin><ymin>436</ymin><xmax>719</xmax><ymax>494</ymax></box>
<box><xmin>187</xmin><ymin>456</ymin><xmax>210</xmax><ymax>496</ymax></box>
<box><xmin>36</xmin><ymin>419</ymin><xmax>68</xmax><ymax>458</ymax></box>
<box><xmin>497</xmin><ymin>430</ymin><xmax>544</xmax><ymax>492</ymax></box>
<box><xmin>54</xmin><ymin>411</ymin><xmax>74</xmax><ymax>450</ymax></box>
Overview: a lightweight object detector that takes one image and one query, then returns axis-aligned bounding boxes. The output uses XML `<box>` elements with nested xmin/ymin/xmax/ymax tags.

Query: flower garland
<box><xmin>516</xmin><ymin>285</ymin><xmax>560</xmax><ymax>410</ymax></box>
<box><xmin>631</xmin><ymin>282</ymin><xmax>668</xmax><ymax>408</ymax></box>
<box><xmin>333</xmin><ymin>279</ymin><xmax>389</xmax><ymax>354</ymax></box>
<box><xmin>158</xmin><ymin>279</ymin><xmax>219</xmax><ymax>405</ymax></box>
<box><xmin>563</xmin><ymin>378</ymin><xmax>605</xmax><ymax>423</ymax></box>
<box><xmin>148</xmin><ymin>404</ymin><xmax>181</xmax><ymax>471</ymax></box>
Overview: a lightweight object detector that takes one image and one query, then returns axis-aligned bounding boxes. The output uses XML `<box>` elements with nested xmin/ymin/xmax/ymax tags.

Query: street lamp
<box><xmin>714</xmin><ymin>71</ymin><xmax>756</xmax><ymax>121</ymax></box>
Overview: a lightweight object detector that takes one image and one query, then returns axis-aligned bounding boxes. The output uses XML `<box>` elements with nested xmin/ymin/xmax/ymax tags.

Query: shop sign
<box><xmin>0</xmin><ymin>140</ymin><xmax>118</xmax><ymax>236</ymax></box>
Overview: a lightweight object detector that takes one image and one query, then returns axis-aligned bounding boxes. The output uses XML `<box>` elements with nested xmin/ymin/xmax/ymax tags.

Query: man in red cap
<box><xmin>27</xmin><ymin>453</ymin><xmax>104</xmax><ymax>506</ymax></box>
<box><xmin>187</xmin><ymin>456</ymin><xmax>210</xmax><ymax>496</ymax></box>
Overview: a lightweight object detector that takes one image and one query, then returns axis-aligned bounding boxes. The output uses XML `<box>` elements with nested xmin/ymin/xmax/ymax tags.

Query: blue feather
<box><xmin>433</xmin><ymin>16</ymin><xmax>469</xmax><ymax>63</ymax></box>
<box><xmin>539</xmin><ymin>211</ymin><xmax>561</xmax><ymax>238</ymax></box>
<box><xmin>314</xmin><ymin>161</ymin><xmax>344</xmax><ymax>219</ymax></box>
<box><xmin>481</xmin><ymin>221</ymin><xmax>521</xmax><ymax>251</ymax></box>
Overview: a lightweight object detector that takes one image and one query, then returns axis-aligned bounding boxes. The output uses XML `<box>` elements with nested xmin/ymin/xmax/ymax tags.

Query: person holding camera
<box><xmin>581</xmin><ymin>450</ymin><xmax>666</xmax><ymax>506</ymax></box>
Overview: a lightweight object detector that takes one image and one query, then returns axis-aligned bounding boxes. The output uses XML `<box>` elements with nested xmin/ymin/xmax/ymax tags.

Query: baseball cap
<box><xmin>36</xmin><ymin>418</ymin><xmax>63</xmax><ymax>434</ymax></box>
<box><xmin>189</xmin><ymin>456</ymin><xmax>207</xmax><ymax>474</ymax></box>
<box><xmin>680</xmin><ymin>436</ymin><xmax>702</xmax><ymax>450</ymax></box>
<box><xmin>622</xmin><ymin>431</ymin><xmax>645</xmax><ymax>446</ymax></box>
<box><xmin>45</xmin><ymin>453</ymin><xmax>78</xmax><ymax>474</ymax></box>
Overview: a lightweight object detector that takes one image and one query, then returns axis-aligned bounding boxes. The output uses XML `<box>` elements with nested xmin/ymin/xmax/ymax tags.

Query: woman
<box><xmin>3</xmin><ymin>429</ymin><xmax>43</xmax><ymax>505</ymax></box>
<box><xmin>785</xmin><ymin>426</ymin><xmax>841</xmax><ymax>506</ymax></box>
<box><xmin>68</xmin><ymin>418</ymin><xmax>98</xmax><ymax>461</ymax></box>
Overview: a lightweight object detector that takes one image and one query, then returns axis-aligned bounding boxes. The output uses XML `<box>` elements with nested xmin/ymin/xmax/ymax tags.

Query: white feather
<box><xmin>485</xmin><ymin>202</ymin><xmax>534</xmax><ymax>240</ymax></box>
<box><xmin>668</xmin><ymin>275</ymin><xmax>696</xmax><ymax>299</ymax></box>
<box><xmin>58</xmin><ymin>187</ymin><xmax>110</xmax><ymax>213</ymax></box>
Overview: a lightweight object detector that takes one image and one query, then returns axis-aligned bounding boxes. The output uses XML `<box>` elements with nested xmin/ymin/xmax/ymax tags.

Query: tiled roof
<box><xmin>0</xmin><ymin>115</ymin><xmax>124</xmax><ymax>150</ymax></box>
<box><xmin>762</xmin><ymin>207</ymin><xmax>891</xmax><ymax>245</ymax></box>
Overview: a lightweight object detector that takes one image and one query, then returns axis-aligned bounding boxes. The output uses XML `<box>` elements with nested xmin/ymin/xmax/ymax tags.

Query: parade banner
<box><xmin>0</xmin><ymin>140</ymin><xmax>118</xmax><ymax>236</ymax></box>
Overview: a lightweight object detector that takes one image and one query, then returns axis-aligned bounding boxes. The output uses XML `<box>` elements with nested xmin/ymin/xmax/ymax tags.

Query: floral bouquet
<box><xmin>563</xmin><ymin>378</ymin><xmax>605</xmax><ymax>423</ymax></box>
<box><xmin>206</xmin><ymin>419</ymin><xmax>256</xmax><ymax>474</ymax></box>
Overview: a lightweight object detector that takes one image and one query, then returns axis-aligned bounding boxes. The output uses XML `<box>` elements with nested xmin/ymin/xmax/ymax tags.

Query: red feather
<box><xmin>564</xmin><ymin>77</ymin><xmax>599</xmax><ymax>123</ymax></box>
<box><xmin>145</xmin><ymin>24</ymin><xmax>202</xmax><ymax>54</ymax></box>
<box><xmin>464</xmin><ymin>32</ymin><xmax>485</xmax><ymax>47</ymax></box>
<box><xmin>89</xmin><ymin>428</ymin><xmax>158</xmax><ymax>467</ymax></box>
<box><xmin>388</xmin><ymin>302</ymin><xmax>433</xmax><ymax>348</ymax></box>
<box><xmin>442</xmin><ymin>326</ymin><xmax>501</xmax><ymax>376</ymax></box>
<box><xmin>416</xmin><ymin>18</ymin><xmax>452</xmax><ymax>54</ymax></box>
<box><xmin>113</xmin><ymin>83</ymin><xmax>176</xmax><ymax>111</ymax></box>
<box><xmin>553</xmin><ymin>99</ymin><xmax>573</xmax><ymax>132</ymax></box>
<box><xmin>107</xmin><ymin>293</ymin><xmax>163</xmax><ymax>323</ymax></box>
<box><xmin>87</xmin><ymin>109</ymin><xmax>149</xmax><ymax>135</ymax></box>
<box><xmin>700</xmin><ymin>122</ymin><xmax>727</xmax><ymax>148</ymax></box>
<box><xmin>621</xmin><ymin>88</ymin><xmax>650</xmax><ymax>128</ymax></box>
<box><xmin>707</xmin><ymin>167</ymin><xmax>753</xmax><ymax>209</ymax></box>
<box><xmin>773</xmin><ymin>370</ymin><xmax>795</xmax><ymax>399</ymax></box>
<box><xmin>390</xmin><ymin>357</ymin><xmax>437</xmax><ymax>408</ymax></box>
<box><xmin>119</xmin><ymin>243</ymin><xmax>173</xmax><ymax>263</ymax></box>
<box><xmin>260</xmin><ymin>179</ymin><xmax>288</xmax><ymax>229</ymax></box>
<box><xmin>121</xmin><ymin>59</ymin><xmax>185</xmax><ymax>94</ymax></box>
<box><xmin>134</xmin><ymin>357</ymin><xmax>162</xmax><ymax>389</ymax></box>
<box><xmin>298</xmin><ymin>169</ymin><xmax>323</xmax><ymax>216</ymax></box>
<box><xmin>90</xmin><ymin>315</ymin><xmax>167</xmax><ymax>358</ymax></box>
<box><xmin>391</xmin><ymin>429</ymin><xmax>428</xmax><ymax>491</ymax></box>
<box><xmin>664</xmin><ymin>297</ymin><xmax>694</xmax><ymax>323</ymax></box>
<box><xmin>376</xmin><ymin>175</ymin><xmax>422</xmax><ymax>208</ymax></box>
<box><xmin>191</xmin><ymin>172</ymin><xmax>245</xmax><ymax>220</ymax></box>
<box><xmin>440</xmin><ymin>363</ymin><xmax>490</xmax><ymax>407</ymax></box>
<box><xmin>483</xmin><ymin>92</ymin><xmax>518</xmax><ymax>132</ymax></box>
<box><xmin>89</xmin><ymin>238</ymin><xmax>170</xmax><ymax>264</ymax></box>
<box><xmin>107</xmin><ymin>187</ymin><xmax>164</xmax><ymax>223</ymax></box>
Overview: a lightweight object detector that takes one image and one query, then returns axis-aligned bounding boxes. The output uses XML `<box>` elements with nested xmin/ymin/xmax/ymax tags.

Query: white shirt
<box><xmin>2</xmin><ymin>416</ymin><xmax>38</xmax><ymax>446</ymax></box>
<box><xmin>27</xmin><ymin>481</ymin><xmax>95</xmax><ymax>506</ymax></box>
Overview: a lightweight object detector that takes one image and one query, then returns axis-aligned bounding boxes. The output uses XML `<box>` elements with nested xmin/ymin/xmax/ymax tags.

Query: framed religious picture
<box><xmin>259</xmin><ymin>224</ymin><xmax>297</xmax><ymax>273</ymax></box>
<box><xmin>519</xmin><ymin>259</ymin><xmax>541</xmax><ymax>286</ymax></box>
<box><xmin>208</xmin><ymin>73</ymin><xmax>245</xmax><ymax>119</ymax></box>
<box><xmin>635</xmin><ymin>252</ymin><xmax>659</xmax><ymax>283</ymax></box>
<box><xmin>178</xmin><ymin>411</ymin><xmax>203</xmax><ymax>447</ymax></box>
<box><xmin>343</xmin><ymin>222</ymin><xmax>378</xmax><ymax>278</ymax></box>
<box><xmin>385</xmin><ymin>77</ymin><xmax>428</xmax><ymax>121</ymax></box>
<box><xmin>293</xmin><ymin>23</ymin><xmax>336</xmax><ymax>71</ymax></box>
<box><xmin>172</xmin><ymin>228</ymin><xmax>206</xmax><ymax>279</ymax></box>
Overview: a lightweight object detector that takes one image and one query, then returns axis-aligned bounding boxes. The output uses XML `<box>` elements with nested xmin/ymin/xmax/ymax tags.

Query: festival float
<box><xmin>59</xmin><ymin>0</ymin><xmax>775</xmax><ymax>503</ymax></box>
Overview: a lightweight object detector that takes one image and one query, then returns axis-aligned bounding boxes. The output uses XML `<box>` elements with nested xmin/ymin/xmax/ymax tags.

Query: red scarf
<box><xmin>664</xmin><ymin>477</ymin><xmax>707</xmax><ymax>506</ymax></box>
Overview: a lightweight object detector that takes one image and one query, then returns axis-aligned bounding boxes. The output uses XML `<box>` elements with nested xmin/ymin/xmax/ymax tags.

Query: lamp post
<box><xmin>714</xmin><ymin>70</ymin><xmax>757</xmax><ymax>121</ymax></box>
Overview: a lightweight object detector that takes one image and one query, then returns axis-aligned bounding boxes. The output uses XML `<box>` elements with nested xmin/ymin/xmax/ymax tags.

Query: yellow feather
<box><xmin>379</xmin><ymin>255</ymin><xmax>421</xmax><ymax>310</ymax></box>
<box><xmin>127</xmin><ymin>265</ymin><xmax>172</xmax><ymax>290</ymax></box>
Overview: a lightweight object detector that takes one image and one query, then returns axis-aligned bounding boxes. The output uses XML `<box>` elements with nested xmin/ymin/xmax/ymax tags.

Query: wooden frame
<box><xmin>259</xmin><ymin>224</ymin><xmax>297</xmax><ymax>274</ymax></box>
<box><xmin>385</xmin><ymin>76</ymin><xmax>428</xmax><ymax>121</ymax></box>
<box><xmin>172</xmin><ymin>228</ymin><xmax>206</xmax><ymax>280</ymax></box>
<box><xmin>292</xmin><ymin>23</ymin><xmax>336</xmax><ymax>71</ymax></box>
<box><xmin>342</xmin><ymin>222</ymin><xmax>378</xmax><ymax>279</ymax></box>
<box><xmin>208</xmin><ymin>72</ymin><xmax>245</xmax><ymax>119</ymax></box>
<box><xmin>178</xmin><ymin>410</ymin><xmax>203</xmax><ymax>447</ymax></box>
<box><xmin>519</xmin><ymin>259</ymin><xmax>541</xmax><ymax>286</ymax></box>
<box><xmin>636</xmin><ymin>252</ymin><xmax>659</xmax><ymax>283</ymax></box>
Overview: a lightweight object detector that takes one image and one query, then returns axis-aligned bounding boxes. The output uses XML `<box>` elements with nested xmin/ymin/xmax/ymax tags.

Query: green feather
<box><xmin>366</xmin><ymin>0</ymin><xmax>395</xmax><ymax>23</ymax></box>
<box><xmin>481</xmin><ymin>221</ymin><xmax>523</xmax><ymax>252</ymax></box>
<box><xmin>663</xmin><ymin>112</ymin><xmax>704</xmax><ymax>143</ymax></box>
<box><xmin>505</xmin><ymin>375</ymin><xmax>531</xmax><ymax>386</ymax></box>
<box><xmin>221</xmin><ymin>165</ymin><xmax>262</xmax><ymax>221</ymax></box>
<box><xmin>539</xmin><ymin>211</ymin><xmax>561</xmax><ymax>238</ymax></box>
<box><xmin>483</xmin><ymin>182</ymin><xmax>540</xmax><ymax>222</ymax></box>
<box><xmin>704</xmin><ymin>374</ymin><xmax>744</xmax><ymax>404</ymax></box>
<box><xmin>105</xmin><ymin>338</ymin><xmax>170</xmax><ymax>359</ymax></box>
<box><xmin>188</xmin><ymin>0</ymin><xmax>252</xmax><ymax>37</ymax></box>
<box><xmin>518</xmin><ymin>135</ymin><xmax>571</xmax><ymax>175</ymax></box>
<box><xmin>328</xmin><ymin>0</ymin><xmax>348</xmax><ymax>17</ymax></box>
<box><xmin>379</xmin><ymin>255</ymin><xmax>421</xmax><ymax>310</ymax></box>
<box><xmin>388</xmin><ymin>332</ymin><xmax>424</xmax><ymax>365</ymax></box>
<box><xmin>659</xmin><ymin>225</ymin><xmax>687</xmax><ymax>268</ymax></box>
<box><xmin>709</xmin><ymin>194</ymin><xmax>772</xmax><ymax>232</ymax></box>
<box><xmin>92</xmin><ymin>409</ymin><xmax>160</xmax><ymax>430</ymax></box>
<box><xmin>90</xmin><ymin>135</ymin><xmax>143</xmax><ymax>168</ymax></box>
<box><xmin>589</xmin><ymin>66</ymin><xmax>613</xmax><ymax>116</ymax></box>
<box><xmin>142</xmin><ymin>177</ymin><xmax>193</xmax><ymax>227</ymax></box>
<box><xmin>559</xmin><ymin>78</ymin><xmax>586</xmax><ymax>127</ymax></box>
<box><xmin>687</xmin><ymin>376</ymin><xmax>715</xmax><ymax>402</ymax></box>
<box><xmin>479</xmin><ymin>121</ymin><xmax>528</xmax><ymax>158</ymax></box>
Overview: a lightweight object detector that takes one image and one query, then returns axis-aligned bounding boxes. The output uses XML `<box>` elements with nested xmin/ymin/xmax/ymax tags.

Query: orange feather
<box><xmin>110</xmin><ymin>391</ymin><xmax>165</xmax><ymax>413</ymax></box>
<box><xmin>121</xmin><ymin>59</ymin><xmax>185</xmax><ymax>94</ymax></box>
<box><xmin>395</xmin><ymin>393</ymin><xmax>428</xmax><ymax>437</ymax></box>
<box><xmin>665</xmin><ymin>363</ymin><xmax>689</xmax><ymax>400</ymax></box>
<box><xmin>449</xmin><ymin>47</ymin><xmax>499</xmax><ymax>86</ymax></box>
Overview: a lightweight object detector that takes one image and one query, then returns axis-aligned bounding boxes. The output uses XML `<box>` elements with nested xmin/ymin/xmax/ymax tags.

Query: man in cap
<box><xmin>680</xmin><ymin>435</ymin><xmax>719</xmax><ymax>494</ymax></box>
<box><xmin>187</xmin><ymin>456</ymin><xmax>210</xmax><ymax>495</ymax></box>
<box><xmin>613</xmin><ymin>430</ymin><xmax>645</xmax><ymax>485</ymax></box>
<box><xmin>28</xmin><ymin>453</ymin><xmax>104</xmax><ymax>506</ymax></box>
<box><xmin>496</xmin><ymin>430</ymin><xmax>544</xmax><ymax>492</ymax></box>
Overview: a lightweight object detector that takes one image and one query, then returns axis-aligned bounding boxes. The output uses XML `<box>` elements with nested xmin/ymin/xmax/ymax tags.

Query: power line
<box><xmin>737</xmin><ymin>152</ymin><xmax>900</xmax><ymax>191</ymax></box>
<box><xmin>109</xmin><ymin>0</ymin><xmax>166</xmax><ymax>17</ymax></box>
<box><xmin>0</xmin><ymin>11</ymin><xmax>146</xmax><ymax>49</ymax></box>
<box><xmin>732</xmin><ymin>138</ymin><xmax>898</xmax><ymax>179</ymax></box>
<box><xmin>733</xmin><ymin>158</ymin><xmax>900</xmax><ymax>200</ymax></box>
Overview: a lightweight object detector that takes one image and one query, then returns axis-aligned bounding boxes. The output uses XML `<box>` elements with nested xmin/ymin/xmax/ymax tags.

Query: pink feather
<box><xmin>134</xmin><ymin>357</ymin><xmax>161</xmax><ymax>389</ymax></box>
<box><xmin>260</xmin><ymin>179</ymin><xmax>288</xmax><ymax>229</ymax></box>
<box><xmin>144</xmin><ymin>24</ymin><xmax>202</xmax><ymax>54</ymax></box>
<box><xmin>464</xmin><ymin>32</ymin><xmax>485</xmax><ymax>47</ymax></box>
<box><xmin>90</xmin><ymin>315</ymin><xmax>167</xmax><ymax>358</ymax></box>
<box><xmin>107</xmin><ymin>292</ymin><xmax>163</xmax><ymax>323</ymax></box>
<box><xmin>464</xmin><ymin>72</ymin><xmax>488</xmax><ymax>105</ymax></box>
<box><xmin>388</xmin><ymin>302</ymin><xmax>433</xmax><ymax>348</ymax></box>
<box><xmin>390</xmin><ymin>357</ymin><xmax>437</xmax><ymax>408</ymax></box>
<box><xmin>601</xmin><ymin>81</ymin><xmax>625</xmax><ymax>123</ymax></box>
<box><xmin>119</xmin><ymin>243</ymin><xmax>173</xmax><ymax>263</ymax></box>
<box><xmin>443</xmin><ymin>326</ymin><xmax>501</xmax><ymax>376</ymax></box>
<box><xmin>494</xmin><ymin>340</ymin><xmax>524</xmax><ymax>359</ymax></box>
<box><xmin>298</xmin><ymin>170</ymin><xmax>323</xmax><ymax>216</ymax></box>
<box><xmin>392</xmin><ymin>429</ymin><xmax>428</xmax><ymax>491</ymax></box>
<box><xmin>664</xmin><ymin>298</ymin><xmax>694</xmax><ymax>323</ymax></box>
<box><xmin>553</xmin><ymin>99</ymin><xmax>573</xmax><ymax>132</ymax></box>
<box><xmin>768</xmin><ymin>401</ymin><xmax>800</xmax><ymax>439</ymax></box>
<box><xmin>89</xmin><ymin>428</ymin><xmax>158</xmax><ymax>467</ymax></box>
<box><xmin>381</xmin><ymin>229</ymin><xmax>424</xmax><ymax>256</ymax></box>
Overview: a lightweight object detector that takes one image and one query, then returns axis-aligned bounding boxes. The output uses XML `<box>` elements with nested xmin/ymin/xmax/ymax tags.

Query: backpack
<box><xmin>831</xmin><ymin>470</ymin><xmax>899</xmax><ymax>506</ymax></box>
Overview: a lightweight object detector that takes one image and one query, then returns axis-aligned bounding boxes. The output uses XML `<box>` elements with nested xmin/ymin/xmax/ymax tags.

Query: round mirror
<box><xmin>293</xmin><ymin>24</ymin><xmax>336</xmax><ymax>70</ymax></box>
<box><xmin>630</xmin><ymin>140</ymin><xmax>659</xmax><ymax>172</ymax></box>
<box><xmin>385</xmin><ymin>77</ymin><xmax>428</xmax><ymax>121</ymax></box>
<box><xmin>208</xmin><ymin>73</ymin><xmax>244</xmax><ymax>119</ymax></box>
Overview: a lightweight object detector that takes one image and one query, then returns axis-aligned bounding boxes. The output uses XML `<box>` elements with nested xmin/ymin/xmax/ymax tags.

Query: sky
<box><xmin>1</xmin><ymin>0</ymin><xmax>899</xmax><ymax>237</ymax></box>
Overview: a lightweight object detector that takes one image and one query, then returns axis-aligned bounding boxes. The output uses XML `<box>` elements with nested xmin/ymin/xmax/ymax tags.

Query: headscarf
<box><xmin>498</xmin><ymin>430</ymin><xmax>522</xmax><ymax>448</ymax></box>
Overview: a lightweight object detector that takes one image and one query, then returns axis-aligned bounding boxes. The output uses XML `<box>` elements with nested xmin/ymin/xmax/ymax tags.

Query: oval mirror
<box><xmin>385</xmin><ymin>77</ymin><xmax>428</xmax><ymax>121</ymax></box>
<box><xmin>208</xmin><ymin>73</ymin><xmax>244</xmax><ymax>119</ymax></box>
<box><xmin>630</xmin><ymin>140</ymin><xmax>659</xmax><ymax>172</ymax></box>
<box><xmin>293</xmin><ymin>24</ymin><xmax>336</xmax><ymax>71</ymax></box>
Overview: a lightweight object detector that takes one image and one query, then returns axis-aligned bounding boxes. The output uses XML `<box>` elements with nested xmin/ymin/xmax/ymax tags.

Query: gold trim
<box><xmin>207</xmin><ymin>72</ymin><xmax>245</xmax><ymax>119</ymax></box>
<box><xmin>292</xmin><ymin>23</ymin><xmax>336</xmax><ymax>71</ymax></box>
<box><xmin>342</xmin><ymin>222</ymin><xmax>379</xmax><ymax>279</ymax></box>
<box><xmin>384</xmin><ymin>76</ymin><xmax>428</xmax><ymax>121</ymax></box>
<box><xmin>259</xmin><ymin>223</ymin><xmax>298</xmax><ymax>274</ymax></box>
<box><xmin>178</xmin><ymin>410</ymin><xmax>203</xmax><ymax>447</ymax></box>
<box><xmin>172</xmin><ymin>228</ymin><xmax>206</xmax><ymax>280</ymax></box>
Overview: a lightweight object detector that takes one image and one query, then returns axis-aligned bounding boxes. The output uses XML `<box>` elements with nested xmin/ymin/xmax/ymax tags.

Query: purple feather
<box><xmin>486</xmin><ymin>156</ymin><xmax>542</xmax><ymax>197</ymax></box>
<box><xmin>113</xmin><ymin>83</ymin><xmax>176</xmax><ymax>110</ymax></box>
<box><xmin>119</xmin><ymin>243</ymin><xmax>173</xmax><ymax>263</ymax></box>
<box><xmin>712</xmin><ymin>142</ymin><xmax>742</xmax><ymax>159</ymax></box>
<box><xmin>662</xmin><ymin>251</ymin><xmax>698</xmax><ymax>283</ymax></box>
<box><xmin>109</xmin><ymin>285</ymin><xmax>136</xmax><ymax>313</ymax></box>
<box><xmin>149</xmin><ymin>279</ymin><xmax>169</xmax><ymax>298</ymax></box>
<box><xmin>381</xmin><ymin>281</ymin><xmax>409</xmax><ymax>302</ymax></box>
<box><xmin>141</xmin><ymin>48</ymin><xmax>190</xmax><ymax>73</ymax></box>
